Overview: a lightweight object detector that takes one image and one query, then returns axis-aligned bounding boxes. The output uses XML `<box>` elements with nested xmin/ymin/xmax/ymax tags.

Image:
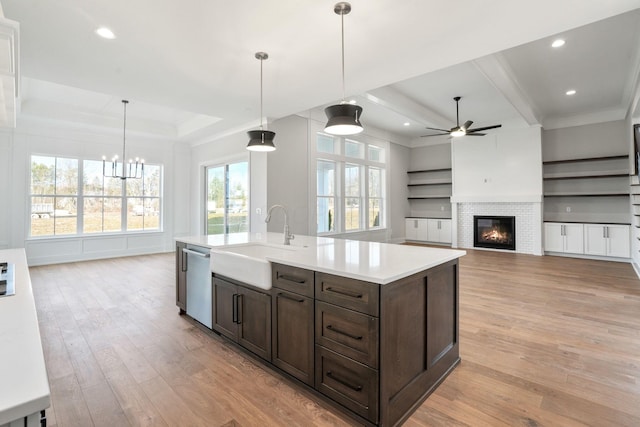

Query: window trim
<box><xmin>309</xmin><ymin>122</ymin><xmax>389</xmax><ymax>237</ymax></box>
<box><xmin>28</xmin><ymin>154</ymin><xmax>164</xmax><ymax>238</ymax></box>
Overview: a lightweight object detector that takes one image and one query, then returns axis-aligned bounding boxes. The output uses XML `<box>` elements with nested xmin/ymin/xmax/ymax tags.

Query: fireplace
<box><xmin>473</xmin><ymin>216</ymin><xmax>516</xmax><ymax>251</ymax></box>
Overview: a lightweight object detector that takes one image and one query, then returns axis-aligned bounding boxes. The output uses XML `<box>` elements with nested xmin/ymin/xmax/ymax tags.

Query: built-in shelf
<box><xmin>542</xmin><ymin>152</ymin><xmax>630</xmax><ymax>227</ymax></box>
<box><xmin>407</xmin><ymin>181</ymin><xmax>452</xmax><ymax>186</ymax></box>
<box><xmin>544</xmin><ymin>192</ymin><xmax>629</xmax><ymax>197</ymax></box>
<box><xmin>543</xmin><ymin>172</ymin><xmax>629</xmax><ymax>180</ymax></box>
<box><xmin>408</xmin><ymin>196</ymin><xmax>451</xmax><ymax>200</ymax></box>
<box><xmin>407</xmin><ymin>168</ymin><xmax>452</xmax><ymax>174</ymax></box>
<box><xmin>542</xmin><ymin>154</ymin><xmax>629</xmax><ymax>165</ymax></box>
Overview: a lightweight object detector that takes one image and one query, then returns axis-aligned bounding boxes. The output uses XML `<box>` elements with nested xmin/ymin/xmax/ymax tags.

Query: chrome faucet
<box><xmin>265</xmin><ymin>204</ymin><xmax>295</xmax><ymax>245</ymax></box>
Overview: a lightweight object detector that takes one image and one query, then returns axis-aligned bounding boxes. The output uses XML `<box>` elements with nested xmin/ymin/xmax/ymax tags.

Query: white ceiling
<box><xmin>2</xmin><ymin>1</ymin><xmax>640</xmax><ymax>146</ymax></box>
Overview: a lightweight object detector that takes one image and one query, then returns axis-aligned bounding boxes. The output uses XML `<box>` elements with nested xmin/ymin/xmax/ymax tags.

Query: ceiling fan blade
<box><xmin>425</xmin><ymin>127</ymin><xmax>451</xmax><ymax>133</ymax></box>
<box><xmin>461</xmin><ymin>120</ymin><xmax>473</xmax><ymax>131</ymax></box>
<box><xmin>465</xmin><ymin>133</ymin><xmax>486</xmax><ymax>136</ymax></box>
<box><xmin>420</xmin><ymin>133</ymin><xmax>449</xmax><ymax>138</ymax></box>
<box><xmin>467</xmin><ymin>124</ymin><xmax>502</xmax><ymax>133</ymax></box>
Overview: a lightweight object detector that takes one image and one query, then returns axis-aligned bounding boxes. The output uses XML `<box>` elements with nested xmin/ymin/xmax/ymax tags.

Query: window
<box><xmin>205</xmin><ymin>161</ymin><xmax>249</xmax><ymax>234</ymax></box>
<box><xmin>314</xmin><ymin>133</ymin><xmax>387</xmax><ymax>235</ymax></box>
<box><xmin>30</xmin><ymin>155</ymin><xmax>163</xmax><ymax>237</ymax></box>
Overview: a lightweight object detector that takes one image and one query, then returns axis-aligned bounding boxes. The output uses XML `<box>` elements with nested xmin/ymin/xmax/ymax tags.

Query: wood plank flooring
<box><xmin>28</xmin><ymin>249</ymin><xmax>640</xmax><ymax>426</ymax></box>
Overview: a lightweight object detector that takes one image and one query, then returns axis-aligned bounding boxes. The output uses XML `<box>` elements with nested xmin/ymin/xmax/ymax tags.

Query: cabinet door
<box><xmin>272</xmin><ymin>289</ymin><xmax>314</xmax><ymax>385</ymax></box>
<box><xmin>584</xmin><ymin>224</ymin><xmax>607</xmax><ymax>256</ymax></box>
<box><xmin>606</xmin><ymin>225</ymin><xmax>630</xmax><ymax>258</ymax></box>
<box><xmin>416</xmin><ymin>219</ymin><xmax>428</xmax><ymax>241</ymax></box>
<box><xmin>563</xmin><ymin>224</ymin><xmax>584</xmax><ymax>254</ymax></box>
<box><xmin>238</xmin><ymin>285</ymin><xmax>272</xmax><ymax>361</ymax></box>
<box><xmin>544</xmin><ymin>223</ymin><xmax>564</xmax><ymax>252</ymax></box>
<box><xmin>212</xmin><ymin>277</ymin><xmax>237</xmax><ymax>340</ymax></box>
<box><xmin>438</xmin><ymin>220</ymin><xmax>452</xmax><ymax>244</ymax></box>
<box><xmin>427</xmin><ymin>219</ymin><xmax>440</xmax><ymax>242</ymax></box>
<box><xmin>405</xmin><ymin>219</ymin><xmax>419</xmax><ymax>240</ymax></box>
<box><xmin>175</xmin><ymin>242</ymin><xmax>187</xmax><ymax>312</ymax></box>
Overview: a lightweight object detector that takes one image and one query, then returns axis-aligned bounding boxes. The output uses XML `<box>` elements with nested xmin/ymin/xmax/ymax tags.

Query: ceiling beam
<box><xmin>363</xmin><ymin>86</ymin><xmax>451</xmax><ymax>130</ymax></box>
<box><xmin>473</xmin><ymin>53</ymin><xmax>541</xmax><ymax>126</ymax></box>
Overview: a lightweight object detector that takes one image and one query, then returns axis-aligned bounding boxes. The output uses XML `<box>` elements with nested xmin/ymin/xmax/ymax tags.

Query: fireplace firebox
<box><xmin>473</xmin><ymin>216</ymin><xmax>516</xmax><ymax>251</ymax></box>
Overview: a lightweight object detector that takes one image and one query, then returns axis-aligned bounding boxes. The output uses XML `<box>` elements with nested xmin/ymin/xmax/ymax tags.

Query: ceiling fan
<box><xmin>421</xmin><ymin>96</ymin><xmax>502</xmax><ymax>138</ymax></box>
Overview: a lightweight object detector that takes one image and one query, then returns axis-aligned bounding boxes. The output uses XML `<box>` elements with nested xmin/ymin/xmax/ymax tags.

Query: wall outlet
<box><xmin>256</xmin><ymin>207</ymin><xmax>262</xmax><ymax>215</ymax></box>
<box><xmin>566</xmin><ymin>206</ymin><xmax>571</xmax><ymax>213</ymax></box>
<box><xmin>440</xmin><ymin>206</ymin><xmax>445</xmax><ymax>211</ymax></box>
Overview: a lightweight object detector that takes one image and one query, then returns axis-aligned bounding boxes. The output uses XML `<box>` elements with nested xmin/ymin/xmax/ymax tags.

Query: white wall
<box><xmin>452</xmin><ymin>127</ymin><xmax>543</xmax><ymax>202</ymax></box>
<box><xmin>2</xmin><ymin>118</ymin><xmax>185</xmax><ymax>265</ymax></box>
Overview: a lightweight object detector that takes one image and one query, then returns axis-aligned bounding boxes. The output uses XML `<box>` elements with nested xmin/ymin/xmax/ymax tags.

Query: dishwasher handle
<box><xmin>182</xmin><ymin>248</ymin><xmax>211</xmax><ymax>258</ymax></box>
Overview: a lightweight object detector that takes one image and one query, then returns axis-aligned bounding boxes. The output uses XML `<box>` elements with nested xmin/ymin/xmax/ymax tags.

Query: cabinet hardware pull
<box><xmin>326</xmin><ymin>371</ymin><xmax>363</xmax><ymax>392</ymax></box>
<box><xmin>182</xmin><ymin>248</ymin><xmax>211</xmax><ymax>258</ymax></box>
<box><xmin>326</xmin><ymin>325</ymin><xmax>363</xmax><ymax>340</ymax></box>
<box><xmin>278</xmin><ymin>292</ymin><xmax>304</xmax><ymax>303</ymax></box>
<box><xmin>232</xmin><ymin>294</ymin><xmax>238</xmax><ymax>323</ymax></box>
<box><xmin>181</xmin><ymin>250</ymin><xmax>187</xmax><ymax>272</ymax></box>
<box><xmin>237</xmin><ymin>294</ymin><xmax>243</xmax><ymax>324</ymax></box>
<box><xmin>277</xmin><ymin>273</ymin><xmax>306</xmax><ymax>284</ymax></box>
<box><xmin>324</xmin><ymin>286</ymin><xmax>363</xmax><ymax>299</ymax></box>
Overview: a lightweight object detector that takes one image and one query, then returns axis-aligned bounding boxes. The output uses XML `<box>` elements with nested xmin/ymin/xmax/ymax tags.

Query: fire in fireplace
<box><xmin>473</xmin><ymin>216</ymin><xmax>516</xmax><ymax>251</ymax></box>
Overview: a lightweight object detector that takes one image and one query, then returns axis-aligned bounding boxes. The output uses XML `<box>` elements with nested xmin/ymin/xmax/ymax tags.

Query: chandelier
<box><xmin>103</xmin><ymin>100</ymin><xmax>144</xmax><ymax>179</ymax></box>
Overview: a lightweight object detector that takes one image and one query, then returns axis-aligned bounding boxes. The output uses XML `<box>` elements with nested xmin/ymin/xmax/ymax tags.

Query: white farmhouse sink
<box><xmin>210</xmin><ymin>243</ymin><xmax>301</xmax><ymax>290</ymax></box>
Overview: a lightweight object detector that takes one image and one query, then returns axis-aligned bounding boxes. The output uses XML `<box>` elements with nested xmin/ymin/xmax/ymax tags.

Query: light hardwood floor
<box><xmin>29</xmin><ymin>249</ymin><xmax>640</xmax><ymax>426</ymax></box>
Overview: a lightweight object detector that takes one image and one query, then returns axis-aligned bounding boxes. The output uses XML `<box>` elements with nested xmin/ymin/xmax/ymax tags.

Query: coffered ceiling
<box><xmin>2</xmin><ymin>1</ymin><xmax>640</xmax><ymax>145</ymax></box>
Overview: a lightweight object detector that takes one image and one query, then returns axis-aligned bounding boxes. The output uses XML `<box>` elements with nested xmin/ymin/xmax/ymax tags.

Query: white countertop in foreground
<box><xmin>0</xmin><ymin>249</ymin><xmax>50</xmax><ymax>425</ymax></box>
<box><xmin>177</xmin><ymin>233</ymin><xmax>466</xmax><ymax>284</ymax></box>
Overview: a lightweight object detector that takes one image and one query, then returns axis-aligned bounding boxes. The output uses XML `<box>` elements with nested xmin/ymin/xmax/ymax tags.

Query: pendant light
<box><xmin>324</xmin><ymin>2</ymin><xmax>363</xmax><ymax>136</ymax></box>
<box><xmin>247</xmin><ymin>52</ymin><xmax>276</xmax><ymax>152</ymax></box>
<box><xmin>103</xmin><ymin>100</ymin><xmax>144</xmax><ymax>180</ymax></box>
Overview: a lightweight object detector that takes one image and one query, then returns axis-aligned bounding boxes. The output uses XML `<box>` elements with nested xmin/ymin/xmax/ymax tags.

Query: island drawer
<box><xmin>315</xmin><ymin>272</ymin><xmax>379</xmax><ymax>316</ymax></box>
<box><xmin>272</xmin><ymin>263</ymin><xmax>314</xmax><ymax>297</ymax></box>
<box><xmin>315</xmin><ymin>345</ymin><xmax>379</xmax><ymax>423</ymax></box>
<box><xmin>315</xmin><ymin>301</ymin><xmax>378</xmax><ymax>368</ymax></box>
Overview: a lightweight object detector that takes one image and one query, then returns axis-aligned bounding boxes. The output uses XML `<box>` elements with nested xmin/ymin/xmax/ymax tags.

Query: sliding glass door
<box><xmin>205</xmin><ymin>161</ymin><xmax>249</xmax><ymax>235</ymax></box>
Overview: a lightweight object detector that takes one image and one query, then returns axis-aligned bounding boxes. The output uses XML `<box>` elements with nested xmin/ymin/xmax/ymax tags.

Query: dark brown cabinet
<box><xmin>212</xmin><ymin>276</ymin><xmax>271</xmax><ymax>361</ymax></box>
<box><xmin>175</xmin><ymin>242</ymin><xmax>187</xmax><ymax>313</ymax></box>
<box><xmin>271</xmin><ymin>263</ymin><xmax>315</xmax><ymax>386</ymax></box>
<box><xmin>314</xmin><ymin>272</ymin><xmax>380</xmax><ymax>424</ymax></box>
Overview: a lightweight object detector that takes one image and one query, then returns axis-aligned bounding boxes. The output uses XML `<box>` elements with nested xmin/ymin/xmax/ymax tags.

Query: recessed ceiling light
<box><xmin>566</xmin><ymin>89</ymin><xmax>576</xmax><ymax>96</ymax></box>
<box><xmin>403</xmin><ymin>122</ymin><xmax>410</xmax><ymax>126</ymax></box>
<box><xmin>552</xmin><ymin>39</ymin><xmax>565</xmax><ymax>48</ymax></box>
<box><xmin>96</xmin><ymin>27</ymin><xmax>116</xmax><ymax>39</ymax></box>
<box><xmin>348</xmin><ymin>99</ymin><xmax>357</xmax><ymax>105</ymax></box>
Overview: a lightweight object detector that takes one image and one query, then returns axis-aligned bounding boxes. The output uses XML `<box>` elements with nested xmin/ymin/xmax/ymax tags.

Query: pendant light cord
<box><xmin>260</xmin><ymin>57</ymin><xmax>264</xmax><ymax>130</ymax></box>
<box><xmin>122</xmin><ymin>100</ymin><xmax>128</xmax><ymax>162</ymax></box>
<box><xmin>341</xmin><ymin>11</ymin><xmax>345</xmax><ymax>103</ymax></box>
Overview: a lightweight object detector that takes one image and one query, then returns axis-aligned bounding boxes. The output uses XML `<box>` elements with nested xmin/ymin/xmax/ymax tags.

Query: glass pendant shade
<box><xmin>324</xmin><ymin>103</ymin><xmax>363</xmax><ymax>136</ymax></box>
<box><xmin>247</xmin><ymin>129</ymin><xmax>276</xmax><ymax>152</ymax></box>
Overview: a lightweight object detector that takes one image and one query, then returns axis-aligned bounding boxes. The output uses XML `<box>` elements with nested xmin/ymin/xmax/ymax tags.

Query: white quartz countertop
<box><xmin>177</xmin><ymin>233</ymin><xmax>465</xmax><ymax>285</ymax></box>
<box><xmin>0</xmin><ymin>249</ymin><xmax>50</xmax><ymax>425</ymax></box>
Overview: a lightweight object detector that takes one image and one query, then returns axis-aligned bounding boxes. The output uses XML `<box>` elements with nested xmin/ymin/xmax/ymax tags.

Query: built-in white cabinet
<box><xmin>405</xmin><ymin>218</ymin><xmax>427</xmax><ymax>241</ymax></box>
<box><xmin>405</xmin><ymin>218</ymin><xmax>451</xmax><ymax>245</ymax></box>
<box><xmin>583</xmin><ymin>224</ymin><xmax>630</xmax><ymax>258</ymax></box>
<box><xmin>544</xmin><ymin>223</ymin><xmax>584</xmax><ymax>254</ymax></box>
<box><xmin>427</xmin><ymin>218</ymin><xmax>452</xmax><ymax>244</ymax></box>
<box><xmin>544</xmin><ymin>222</ymin><xmax>630</xmax><ymax>259</ymax></box>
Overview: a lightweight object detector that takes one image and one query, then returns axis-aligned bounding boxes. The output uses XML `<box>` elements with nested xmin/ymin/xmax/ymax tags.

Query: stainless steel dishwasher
<box><xmin>183</xmin><ymin>245</ymin><xmax>212</xmax><ymax>328</ymax></box>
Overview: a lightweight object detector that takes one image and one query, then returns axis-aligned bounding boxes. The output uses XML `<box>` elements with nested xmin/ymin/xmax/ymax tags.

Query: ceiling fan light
<box><xmin>324</xmin><ymin>104</ymin><xmax>364</xmax><ymax>135</ymax></box>
<box><xmin>450</xmin><ymin>128</ymin><xmax>466</xmax><ymax>137</ymax></box>
<box><xmin>246</xmin><ymin>130</ymin><xmax>276</xmax><ymax>152</ymax></box>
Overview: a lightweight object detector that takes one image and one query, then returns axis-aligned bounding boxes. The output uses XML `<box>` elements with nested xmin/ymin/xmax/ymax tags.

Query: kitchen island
<box><xmin>175</xmin><ymin>233</ymin><xmax>465</xmax><ymax>426</ymax></box>
<box><xmin>0</xmin><ymin>249</ymin><xmax>50</xmax><ymax>427</ymax></box>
